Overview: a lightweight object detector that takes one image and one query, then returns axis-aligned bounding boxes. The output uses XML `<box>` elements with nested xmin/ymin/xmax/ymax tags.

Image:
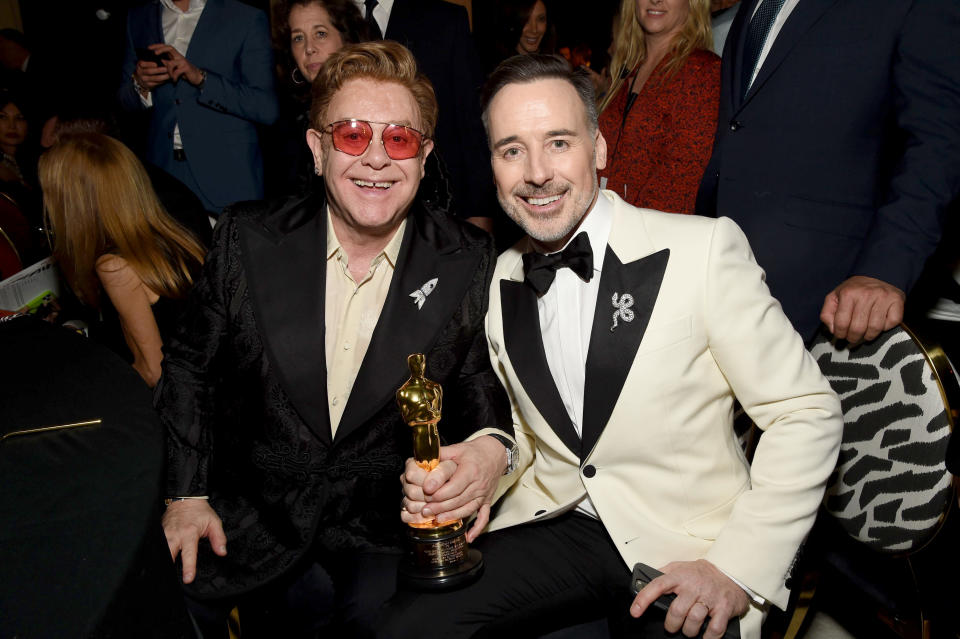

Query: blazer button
<box><xmin>535</xmin><ymin>509</ymin><xmax>546</xmax><ymax>516</ymax></box>
<box><xmin>174</xmin><ymin>98</ymin><xmax>181</xmax><ymax>105</ymax></box>
<box><xmin>582</xmin><ymin>464</ymin><xmax>596</xmax><ymax>478</ymax></box>
<box><xmin>729</xmin><ymin>120</ymin><xmax>742</xmax><ymax>132</ymax></box>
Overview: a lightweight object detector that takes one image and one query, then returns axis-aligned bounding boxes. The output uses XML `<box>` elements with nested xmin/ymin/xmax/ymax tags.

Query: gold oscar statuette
<box><xmin>396</xmin><ymin>353</ymin><xmax>483</xmax><ymax>590</ymax></box>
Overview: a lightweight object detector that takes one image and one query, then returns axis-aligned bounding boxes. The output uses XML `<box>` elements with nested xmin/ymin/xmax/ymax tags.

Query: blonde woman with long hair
<box><xmin>597</xmin><ymin>0</ymin><xmax>720</xmax><ymax>214</ymax></box>
<box><xmin>39</xmin><ymin>133</ymin><xmax>205</xmax><ymax>387</ymax></box>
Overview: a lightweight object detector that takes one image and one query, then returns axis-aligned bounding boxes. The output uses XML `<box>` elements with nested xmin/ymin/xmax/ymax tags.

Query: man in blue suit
<box><xmin>119</xmin><ymin>0</ymin><xmax>278</xmax><ymax>214</ymax></box>
<box><xmin>697</xmin><ymin>0</ymin><xmax>960</xmax><ymax>343</ymax></box>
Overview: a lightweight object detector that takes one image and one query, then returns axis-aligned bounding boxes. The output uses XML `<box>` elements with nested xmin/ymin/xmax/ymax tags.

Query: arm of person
<box><xmin>96</xmin><ymin>254</ymin><xmax>164</xmax><ymax>388</ymax></box>
<box><xmin>117</xmin><ymin>12</ymin><xmax>166</xmax><ymax>111</ymax></box>
<box><xmin>154</xmin><ymin>213</ymin><xmax>238</xmax><ymax>582</ymax></box>
<box><xmin>704</xmin><ymin>217</ymin><xmax>843</xmax><ymax>606</ymax></box>
<box><xmin>631</xmin><ymin>218</ymin><xmax>842</xmax><ymax>638</ymax></box>
<box><xmin>638</xmin><ymin>54</ymin><xmax>721</xmax><ymax>215</ymax></box>
<box><xmin>828</xmin><ymin>0</ymin><xmax>960</xmax><ymax>341</ymax></box>
<box><xmin>155</xmin><ymin>10</ymin><xmax>278</xmax><ymax>126</ymax></box>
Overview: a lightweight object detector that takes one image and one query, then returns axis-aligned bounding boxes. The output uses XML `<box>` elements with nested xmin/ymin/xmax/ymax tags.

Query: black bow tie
<box><xmin>522</xmin><ymin>232</ymin><xmax>594</xmax><ymax>296</ymax></box>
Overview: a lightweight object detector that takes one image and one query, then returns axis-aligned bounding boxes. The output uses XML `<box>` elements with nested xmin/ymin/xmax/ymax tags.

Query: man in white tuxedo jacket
<box><xmin>382</xmin><ymin>55</ymin><xmax>842</xmax><ymax>639</ymax></box>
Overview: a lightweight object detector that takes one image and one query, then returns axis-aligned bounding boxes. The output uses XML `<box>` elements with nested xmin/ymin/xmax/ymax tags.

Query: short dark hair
<box><xmin>480</xmin><ymin>54</ymin><xmax>598</xmax><ymax>139</ymax></box>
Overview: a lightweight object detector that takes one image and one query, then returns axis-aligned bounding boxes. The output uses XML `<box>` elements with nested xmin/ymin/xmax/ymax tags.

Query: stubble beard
<box><xmin>499</xmin><ymin>171</ymin><xmax>600</xmax><ymax>247</ymax></box>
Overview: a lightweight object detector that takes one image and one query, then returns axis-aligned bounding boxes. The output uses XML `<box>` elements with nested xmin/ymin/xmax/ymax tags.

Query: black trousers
<box><xmin>187</xmin><ymin>550</ymin><xmax>402</xmax><ymax>639</ymax></box>
<box><xmin>378</xmin><ymin>513</ymin><xmax>674</xmax><ymax>639</ymax></box>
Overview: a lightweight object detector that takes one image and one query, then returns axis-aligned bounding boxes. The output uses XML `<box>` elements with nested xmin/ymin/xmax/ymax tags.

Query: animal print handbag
<box><xmin>809</xmin><ymin>324</ymin><xmax>959</xmax><ymax>553</ymax></box>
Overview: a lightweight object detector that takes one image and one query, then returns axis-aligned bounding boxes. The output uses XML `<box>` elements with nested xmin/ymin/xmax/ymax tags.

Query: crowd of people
<box><xmin>1</xmin><ymin>0</ymin><xmax>959</xmax><ymax>638</ymax></box>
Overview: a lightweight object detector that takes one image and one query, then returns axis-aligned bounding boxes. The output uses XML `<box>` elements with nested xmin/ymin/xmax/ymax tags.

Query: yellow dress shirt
<box><xmin>325</xmin><ymin>211</ymin><xmax>406</xmax><ymax>436</ymax></box>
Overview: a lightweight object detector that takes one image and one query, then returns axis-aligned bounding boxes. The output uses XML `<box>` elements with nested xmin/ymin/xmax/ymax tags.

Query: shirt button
<box><xmin>332</xmin><ymin>396</ymin><xmax>339</xmax><ymax>406</ymax></box>
<box><xmin>582</xmin><ymin>465</ymin><xmax>596</xmax><ymax>478</ymax></box>
<box><xmin>343</xmin><ymin>342</ymin><xmax>351</xmax><ymax>350</ymax></box>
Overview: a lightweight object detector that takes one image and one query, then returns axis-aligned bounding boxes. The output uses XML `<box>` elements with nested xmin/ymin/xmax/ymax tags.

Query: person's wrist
<box><xmin>132</xmin><ymin>73</ymin><xmax>149</xmax><ymax>96</ymax></box>
<box><xmin>487</xmin><ymin>434</ymin><xmax>519</xmax><ymax>475</ymax></box>
<box><xmin>164</xmin><ymin>495</ymin><xmax>209</xmax><ymax>507</ymax></box>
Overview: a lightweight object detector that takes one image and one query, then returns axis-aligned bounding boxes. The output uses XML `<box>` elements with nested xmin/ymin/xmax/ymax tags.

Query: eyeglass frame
<box><xmin>320</xmin><ymin>119</ymin><xmax>430</xmax><ymax>160</ymax></box>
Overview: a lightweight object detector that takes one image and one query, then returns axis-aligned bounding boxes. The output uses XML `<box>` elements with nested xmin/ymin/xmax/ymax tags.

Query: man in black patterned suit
<box><xmin>155</xmin><ymin>41</ymin><xmax>511</xmax><ymax>638</ymax></box>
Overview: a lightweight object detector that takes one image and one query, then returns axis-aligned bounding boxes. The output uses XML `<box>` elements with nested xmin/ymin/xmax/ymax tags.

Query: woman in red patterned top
<box><xmin>598</xmin><ymin>0</ymin><xmax>719</xmax><ymax>214</ymax></box>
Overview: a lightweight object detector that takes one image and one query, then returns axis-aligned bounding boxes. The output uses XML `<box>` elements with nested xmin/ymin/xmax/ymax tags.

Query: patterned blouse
<box><xmin>598</xmin><ymin>48</ymin><xmax>721</xmax><ymax>214</ymax></box>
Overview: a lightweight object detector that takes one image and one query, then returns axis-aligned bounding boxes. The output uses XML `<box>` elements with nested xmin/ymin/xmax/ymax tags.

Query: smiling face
<box><xmin>289</xmin><ymin>2</ymin><xmax>345</xmax><ymax>82</ymax></box>
<box><xmin>0</xmin><ymin>102</ymin><xmax>27</xmax><ymax>156</ymax></box>
<box><xmin>487</xmin><ymin>78</ymin><xmax>606</xmax><ymax>252</ymax></box>
<box><xmin>636</xmin><ymin>0</ymin><xmax>690</xmax><ymax>45</ymax></box>
<box><xmin>516</xmin><ymin>0</ymin><xmax>548</xmax><ymax>55</ymax></box>
<box><xmin>307</xmin><ymin>78</ymin><xmax>433</xmax><ymax>240</ymax></box>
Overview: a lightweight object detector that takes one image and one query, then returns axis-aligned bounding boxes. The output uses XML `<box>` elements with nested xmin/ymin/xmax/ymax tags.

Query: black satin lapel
<box><xmin>239</xmin><ymin>210</ymin><xmax>330</xmax><ymax>444</ymax></box>
<box><xmin>740</xmin><ymin>0</ymin><xmax>839</xmax><ymax>109</ymax></box>
<box><xmin>334</xmin><ymin>218</ymin><xmax>478</xmax><ymax>444</ymax></box>
<box><xmin>581</xmin><ymin>248</ymin><xmax>669</xmax><ymax>461</ymax></box>
<box><xmin>500</xmin><ymin>280</ymin><xmax>581</xmax><ymax>458</ymax></box>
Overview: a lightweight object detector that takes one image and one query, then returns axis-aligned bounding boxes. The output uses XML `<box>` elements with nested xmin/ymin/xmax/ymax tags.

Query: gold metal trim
<box><xmin>0</xmin><ymin>419</ymin><xmax>102</xmax><ymax>444</ymax></box>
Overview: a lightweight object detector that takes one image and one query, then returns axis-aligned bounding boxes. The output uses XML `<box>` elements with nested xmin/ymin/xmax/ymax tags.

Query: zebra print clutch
<box><xmin>809</xmin><ymin>325</ymin><xmax>958</xmax><ymax>553</ymax></box>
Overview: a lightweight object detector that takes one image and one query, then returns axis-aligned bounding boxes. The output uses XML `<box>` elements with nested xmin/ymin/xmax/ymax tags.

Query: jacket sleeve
<box><xmin>453</xmin><ymin>238</ymin><xmax>514</xmax><ymax>442</ymax></box>
<box><xmin>155</xmin><ymin>214</ymin><xmax>238</xmax><ymax>496</ymax></box>
<box><xmin>195</xmin><ymin>9</ymin><xmax>279</xmax><ymax>126</ymax></box>
<box><xmin>702</xmin><ymin>217</ymin><xmax>843</xmax><ymax>608</ymax></box>
<box><xmin>851</xmin><ymin>0</ymin><xmax>960</xmax><ymax>292</ymax></box>
<box><xmin>117</xmin><ymin>9</ymin><xmax>149</xmax><ymax>113</ymax></box>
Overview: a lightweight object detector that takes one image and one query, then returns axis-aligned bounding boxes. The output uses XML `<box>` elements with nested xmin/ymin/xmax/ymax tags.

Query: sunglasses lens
<box><xmin>331</xmin><ymin>120</ymin><xmax>373</xmax><ymax>155</ymax></box>
<box><xmin>382</xmin><ymin>124</ymin><xmax>422</xmax><ymax>160</ymax></box>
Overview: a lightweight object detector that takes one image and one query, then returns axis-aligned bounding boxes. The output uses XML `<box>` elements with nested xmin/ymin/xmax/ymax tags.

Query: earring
<box><xmin>292</xmin><ymin>67</ymin><xmax>307</xmax><ymax>86</ymax></box>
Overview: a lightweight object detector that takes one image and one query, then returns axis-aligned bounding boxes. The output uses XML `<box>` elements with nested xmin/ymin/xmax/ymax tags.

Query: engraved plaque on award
<box><xmin>396</xmin><ymin>353</ymin><xmax>483</xmax><ymax>590</ymax></box>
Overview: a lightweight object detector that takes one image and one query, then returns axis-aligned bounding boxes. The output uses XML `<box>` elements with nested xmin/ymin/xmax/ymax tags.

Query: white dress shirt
<box><xmin>530</xmin><ymin>194</ymin><xmax>613</xmax><ymax>519</ymax></box>
<box><xmin>140</xmin><ymin>0</ymin><xmax>207</xmax><ymax>150</ymax></box>
<box><xmin>745</xmin><ymin>0</ymin><xmax>801</xmax><ymax>90</ymax></box>
<box><xmin>352</xmin><ymin>0</ymin><xmax>394</xmax><ymax>37</ymax></box>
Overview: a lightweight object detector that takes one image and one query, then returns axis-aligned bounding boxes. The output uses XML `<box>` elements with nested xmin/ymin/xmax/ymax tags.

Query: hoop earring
<box><xmin>292</xmin><ymin>67</ymin><xmax>307</xmax><ymax>86</ymax></box>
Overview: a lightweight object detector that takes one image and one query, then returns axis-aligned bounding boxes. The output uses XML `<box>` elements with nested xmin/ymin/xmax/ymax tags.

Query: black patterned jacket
<box><xmin>155</xmin><ymin>190</ymin><xmax>511</xmax><ymax>598</ymax></box>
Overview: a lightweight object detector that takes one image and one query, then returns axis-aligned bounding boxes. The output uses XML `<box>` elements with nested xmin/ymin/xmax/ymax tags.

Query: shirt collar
<box><xmin>353</xmin><ymin>0</ymin><xmax>394</xmax><ymax>19</ymax></box>
<box><xmin>159</xmin><ymin>0</ymin><xmax>206</xmax><ymax>15</ymax></box>
<box><xmin>325</xmin><ymin>207</ymin><xmax>407</xmax><ymax>268</ymax></box>
<box><xmin>527</xmin><ymin>190</ymin><xmax>612</xmax><ymax>274</ymax></box>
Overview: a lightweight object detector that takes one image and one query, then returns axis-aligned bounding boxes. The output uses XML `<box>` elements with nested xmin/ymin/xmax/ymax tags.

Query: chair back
<box><xmin>809</xmin><ymin>324</ymin><xmax>958</xmax><ymax>554</ymax></box>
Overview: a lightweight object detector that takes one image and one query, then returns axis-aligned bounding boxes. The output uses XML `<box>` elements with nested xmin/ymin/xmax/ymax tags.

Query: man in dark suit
<box><xmin>156</xmin><ymin>41</ymin><xmax>511</xmax><ymax>638</ymax></box>
<box><xmin>360</xmin><ymin>0</ymin><xmax>496</xmax><ymax>232</ymax></box>
<box><xmin>697</xmin><ymin>0</ymin><xmax>960</xmax><ymax>343</ymax></box>
<box><xmin>118</xmin><ymin>0</ymin><xmax>279</xmax><ymax>214</ymax></box>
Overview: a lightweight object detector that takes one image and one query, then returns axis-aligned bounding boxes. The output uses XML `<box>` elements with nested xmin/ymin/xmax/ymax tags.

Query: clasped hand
<box><xmin>133</xmin><ymin>43</ymin><xmax>205</xmax><ymax>92</ymax></box>
<box><xmin>400</xmin><ymin>435</ymin><xmax>506</xmax><ymax>543</ymax></box>
<box><xmin>820</xmin><ymin>275</ymin><xmax>905</xmax><ymax>343</ymax></box>
<box><xmin>630</xmin><ymin>559</ymin><xmax>749</xmax><ymax>639</ymax></box>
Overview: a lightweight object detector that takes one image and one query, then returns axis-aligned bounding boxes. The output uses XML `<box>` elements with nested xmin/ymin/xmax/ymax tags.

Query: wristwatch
<box><xmin>489</xmin><ymin>434</ymin><xmax>519</xmax><ymax>476</ymax></box>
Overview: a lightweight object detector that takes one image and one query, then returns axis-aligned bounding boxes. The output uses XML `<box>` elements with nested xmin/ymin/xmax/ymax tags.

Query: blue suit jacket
<box><xmin>697</xmin><ymin>0</ymin><xmax>960</xmax><ymax>340</ymax></box>
<box><xmin>119</xmin><ymin>0</ymin><xmax>279</xmax><ymax>211</ymax></box>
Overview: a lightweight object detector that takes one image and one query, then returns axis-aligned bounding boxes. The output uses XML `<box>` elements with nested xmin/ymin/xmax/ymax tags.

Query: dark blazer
<box><xmin>697</xmin><ymin>0</ymin><xmax>960</xmax><ymax>340</ymax></box>
<box><xmin>385</xmin><ymin>0</ymin><xmax>497</xmax><ymax>221</ymax></box>
<box><xmin>118</xmin><ymin>0</ymin><xmax>279</xmax><ymax>212</ymax></box>
<box><xmin>155</xmin><ymin>191</ymin><xmax>511</xmax><ymax>598</ymax></box>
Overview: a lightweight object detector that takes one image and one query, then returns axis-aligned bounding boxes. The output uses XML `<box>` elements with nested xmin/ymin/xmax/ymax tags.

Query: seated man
<box><xmin>155</xmin><ymin>41</ymin><xmax>511</xmax><ymax>638</ymax></box>
<box><xmin>382</xmin><ymin>55</ymin><xmax>843</xmax><ymax>639</ymax></box>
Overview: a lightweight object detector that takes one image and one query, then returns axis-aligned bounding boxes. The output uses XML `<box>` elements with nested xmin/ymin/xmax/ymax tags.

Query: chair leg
<box><xmin>781</xmin><ymin>569</ymin><xmax>819</xmax><ymax>639</ymax></box>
